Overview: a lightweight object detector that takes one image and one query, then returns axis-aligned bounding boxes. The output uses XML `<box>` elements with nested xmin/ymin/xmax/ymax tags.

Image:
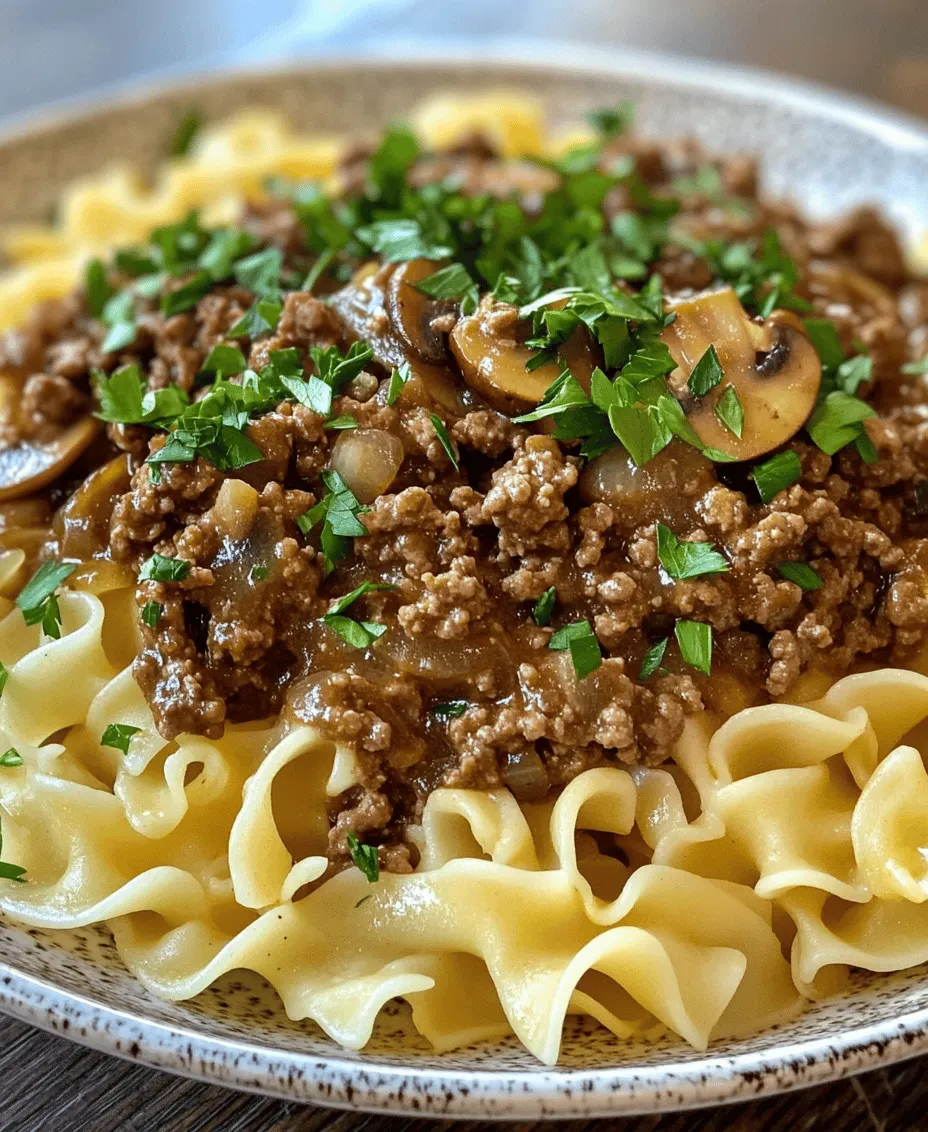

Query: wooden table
<box><xmin>0</xmin><ymin>1008</ymin><xmax>920</xmax><ymax>1131</ymax></box>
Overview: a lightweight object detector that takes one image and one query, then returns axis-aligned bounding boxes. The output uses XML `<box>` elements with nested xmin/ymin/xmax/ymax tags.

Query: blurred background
<box><xmin>1</xmin><ymin>0</ymin><xmax>927</xmax><ymax>123</ymax></box>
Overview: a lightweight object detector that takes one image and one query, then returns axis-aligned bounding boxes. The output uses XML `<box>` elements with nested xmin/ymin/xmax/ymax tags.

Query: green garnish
<box><xmin>638</xmin><ymin>638</ymin><xmax>668</xmax><ymax>681</ymax></box>
<box><xmin>94</xmin><ymin>364</ymin><xmax>189</xmax><ymax>426</ymax></box>
<box><xmin>413</xmin><ymin>262</ymin><xmax>479</xmax><ymax>314</ymax></box>
<box><xmin>751</xmin><ymin>450</ymin><xmax>802</xmax><ymax>503</ymax></box>
<box><xmin>586</xmin><ymin>101</ymin><xmax>634</xmax><ymax>138</ymax></box>
<box><xmin>85</xmin><ymin>259</ymin><xmax>114</xmax><ymax>318</ymax></box>
<box><xmin>161</xmin><ymin>270</ymin><xmax>213</xmax><ymax>316</ymax></box>
<box><xmin>297</xmin><ymin>469</ymin><xmax>369</xmax><ymax>574</ymax></box>
<box><xmin>656</xmin><ymin>523</ymin><xmax>729</xmax><ymax>580</ymax></box>
<box><xmin>0</xmin><ymin>661</ymin><xmax>8</xmax><ymax>696</ymax></box>
<box><xmin>387</xmin><ymin>362</ymin><xmax>412</xmax><ymax>406</ymax></box>
<box><xmin>0</xmin><ymin>749</ymin><xmax>22</xmax><ymax>768</ymax></box>
<box><xmin>141</xmin><ymin>601</ymin><xmax>163</xmax><ymax>628</ymax></box>
<box><xmin>430</xmin><ymin>701</ymin><xmax>470</xmax><ymax>718</ymax></box>
<box><xmin>687</xmin><ymin>344</ymin><xmax>724</xmax><ymax>397</ymax></box>
<box><xmin>674</xmin><ymin>619</ymin><xmax>712</xmax><ymax>675</ymax></box>
<box><xmin>200</xmin><ymin>344</ymin><xmax>247</xmax><ymax>376</ymax></box>
<box><xmin>100</xmin><ymin>724</ymin><xmax>141</xmax><ymax>756</ymax></box>
<box><xmin>356</xmin><ymin>218</ymin><xmax>453</xmax><ymax>263</ymax></box>
<box><xmin>16</xmin><ymin>560</ymin><xmax>77</xmax><ymax>639</ymax></box>
<box><xmin>806</xmin><ymin>391</ymin><xmax>876</xmax><ymax>456</ymax></box>
<box><xmin>777</xmin><ymin>562</ymin><xmax>823</xmax><ymax>591</ymax></box>
<box><xmin>322</xmin><ymin>582</ymin><xmax>395</xmax><ymax>648</ymax></box>
<box><xmin>234</xmin><ymin>247</ymin><xmax>283</xmax><ymax>302</ymax></box>
<box><xmin>714</xmin><ymin>385</ymin><xmax>744</xmax><ymax>437</ymax></box>
<box><xmin>0</xmin><ymin>818</ymin><xmax>26</xmax><ymax>884</ymax></box>
<box><xmin>347</xmin><ymin>831</ymin><xmax>380</xmax><ymax>883</ymax></box>
<box><xmin>548</xmin><ymin>620</ymin><xmax>602</xmax><ymax>679</ymax></box>
<box><xmin>249</xmin><ymin>566</ymin><xmax>268</xmax><ymax>583</ymax></box>
<box><xmin>323</xmin><ymin>414</ymin><xmax>358</xmax><ymax>431</ymax></box>
<box><xmin>902</xmin><ymin>356</ymin><xmax>928</xmax><ymax>376</ymax></box>
<box><xmin>533</xmin><ymin>587</ymin><xmax>556</xmax><ymax>627</ymax></box>
<box><xmin>171</xmin><ymin>108</ymin><xmax>202</xmax><ymax>157</ymax></box>
<box><xmin>428</xmin><ymin>413</ymin><xmax>459</xmax><ymax>470</ymax></box>
<box><xmin>139</xmin><ymin>554</ymin><xmax>190</xmax><ymax>583</ymax></box>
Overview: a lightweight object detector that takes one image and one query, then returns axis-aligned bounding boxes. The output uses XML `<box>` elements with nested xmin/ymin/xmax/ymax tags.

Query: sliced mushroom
<box><xmin>330</xmin><ymin>264</ymin><xmax>465</xmax><ymax>413</ymax></box>
<box><xmin>662</xmin><ymin>285</ymin><xmax>821</xmax><ymax>461</ymax></box>
<box><xmin>386</xmin><ymin>258</ymin><xmax>455</xmax><ymax>365</ymax></box>
<box><xmin>449</xmin><ymin>295</ymin><xmax>598</xmax><ymax>414</ymax></box>
<box><xmin>55</xmin><ymin>454</ymin><xmax>131</xmax><ymax>559</ymax></box>
<box><xmin>0</xmin><ymin>415</ymin><xmax>101</xmax><ymax>503</ymax></box>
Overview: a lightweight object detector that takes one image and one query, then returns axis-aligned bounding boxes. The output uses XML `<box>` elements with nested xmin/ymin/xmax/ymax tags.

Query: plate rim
<box><xmin>0</xmin><ymin>42</ymin><xmax>927</xmax><ymax>1117</ymax></box>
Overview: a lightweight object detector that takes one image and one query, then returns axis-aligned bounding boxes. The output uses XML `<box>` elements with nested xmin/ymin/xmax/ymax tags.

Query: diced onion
<box><xmin>329</xmin><ymin>429</ymin><xmax>404</xmax><ymax>504</ymax></box>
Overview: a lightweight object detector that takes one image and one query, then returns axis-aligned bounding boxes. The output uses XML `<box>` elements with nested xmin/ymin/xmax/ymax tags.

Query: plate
<box><xmin>1</xmin><ymin>44</ymin><xmax>927</xmax><ymax>1118</ymax></box>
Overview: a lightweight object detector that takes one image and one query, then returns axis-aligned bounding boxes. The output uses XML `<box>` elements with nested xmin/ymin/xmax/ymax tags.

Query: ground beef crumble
<box><xmin>2</xmin><ymin>125</ymin><xmax>928</xmax><ymax>873</ymax></box>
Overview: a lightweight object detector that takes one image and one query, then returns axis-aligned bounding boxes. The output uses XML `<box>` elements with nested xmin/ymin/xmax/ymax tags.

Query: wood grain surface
<box><xmin>0</xmin><ymin>1011</ymin><xmax>916</xmax><ymax>1131</ymax></box>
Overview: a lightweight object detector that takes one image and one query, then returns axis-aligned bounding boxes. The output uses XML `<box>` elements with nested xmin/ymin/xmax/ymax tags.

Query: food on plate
<box><xmin>0</xmin><ymin>92</ymin><xmax>926</xmax><ymax>1063</ymax></box>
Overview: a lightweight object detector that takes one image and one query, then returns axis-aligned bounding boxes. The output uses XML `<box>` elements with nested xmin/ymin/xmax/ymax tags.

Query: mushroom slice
<box><xmin>662</xmin><ymin>286</ymin><xmax>821</xmax><ymax>461</ymax></box>
<box><xmin>450</xmin><ymin>295</ymin><xmax>597</xmax><ymax>414</ymax></box>
<box><xmin>386</xmin><ymin>258</ymin><xmax>455</xmax><ymax>365</ymax></box>
<box><xmin>0</xmin><ymin>415</ymin><xmax>101</xmax><ymax>503</ymax></box>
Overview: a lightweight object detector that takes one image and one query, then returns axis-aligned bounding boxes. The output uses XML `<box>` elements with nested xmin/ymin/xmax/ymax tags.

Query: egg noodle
<box><xmin>1</xmin><ymin>97</ymin><xmax>928</xmax><ymax>1064</ymax></box>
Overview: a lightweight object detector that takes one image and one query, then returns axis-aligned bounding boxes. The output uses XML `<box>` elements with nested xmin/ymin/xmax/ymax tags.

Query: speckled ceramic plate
<box><xmin>1</xmin><ymin>44</ymin><xmax>928</xmax><ymax>1119</ymax></box>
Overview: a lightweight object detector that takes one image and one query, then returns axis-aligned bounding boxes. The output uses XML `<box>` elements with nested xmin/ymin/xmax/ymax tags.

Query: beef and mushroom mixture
<box><xmin>2</xmin><ymin>107</ymin><xmax>928</xmax><ymax>872</ymax></box>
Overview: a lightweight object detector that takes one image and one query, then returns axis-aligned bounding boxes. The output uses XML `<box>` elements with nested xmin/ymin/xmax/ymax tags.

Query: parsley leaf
<box><xmin>356</xmin><ymin>219</ymin><xmax>453</xmax><ymax>263</ymax></box>
<box><xmin>777</xmin><ymin>561</ymin><xmax>823</xmax><ymax>591</ymax></box>
<box><xmin>414</xmin><ymin>263</ymin><xmax>479</xmax><ymax>313</ymax></box>
<box><xmin>141</xmin><ymin>601</ymin><xmax>162</xmax><ymax>628</ymax></box>
<box><xmin>325</xmin><ymin>582</ymin><xmax>396</xmax><ymax>618</ymax></box>
<box><xmin>675</xmin><ymin>619</ymin><xmax>712</xmax><ymax>675</ymax></box>
<box><xmin>309</xmin><ymin>341</ymin><xmax>374</xmax><ymax>393</ymax></box>
<box><xmin>430</xmin><ymin>700</ymin><xmax>470</xmax><ymax>718</ymax></box>
<box><xmin>902</xmin><ymin>356</ymin><xmax>928</xmax><ymax>376</ymax></box>
<box><xmin>161</xmin><ymin>270</ymin><xmax>212</xmax><ymax>316</ymax></box>
<box><xmin>101</xmin><ymin>723</ymin><xmax>141</xmax><ymax>755</ymax></box>
<box><xmin>715</xmin><ymin>384</ymin><xmax>744</xmax><ymax>437</ymax></box>
<box><xmin>0</xmin><ymin>818</ymin><xmax>26</xmax><ymax>884</ymax></box>
<box><xmin>16</xmin><ymin>560</ymin><xmax>77</xmax><ymax>639</ymax></box>
<box><xmin>249</xmin><ymin>565</ymin><xmax>268</xmax><ymax>583</ymax></box>
<box><xmin>297</xmin><ymin>469</ymin><xmax>369</xmax><ymax>573</ymax></box>
<box><xmin>638</xmin><ymin>638</ymin><xmax>668</xmax><ymax>680</ymax></box>
<box><xmin>0</xmin><ymin>749</ymin><xmax>22</xmax><ymax>768</ymax></box>
<box><xmin>322</xmin><ymin>616</ymin><xmax>386</xmax><ymax>649</ymax></box>
<box><xmin>200</xmin><ymin>344</ymin><xmax>246</xmax><ymax>376</ymax></box>
<box><xmin>0</xmin><ymin>661</ymin><xmax>8</xmax><ymax>696</ymax></box>
<box><xmin>587</xmin><ymin>101</ymin><xmax>634</xmax><ymax>138</ymax></box>
<box><xmin>429</xmin><ymin>413</ymin><xmax>459</xmax><ymax>470</ymax></box>
<box><xmin>688</xmin><ymin>344</ymin><xmax>724</xmax><ymax>397</ymax></box>
<box><xmin>228</xmin><ymin>299</ymin><xmax>282</xmax><ymax>339</ymax></box>
<box><xmin>387</xmin><ymin>361</ymin><xmax>412</xmax><ymax>406</ymax></box>
<box><xmin>751</xmin><ymin>450</ymin><xmax>802</xmax><ymax>503</ymax></box>
<box><xmin>323</xmin><ymin>414</ymin><xmax>359</xmax><ymax>431</ymax></box>
<box><xmin>234</xmin><ymin>247</ymin><xmax>283</xmax><ymax>302</ymax></box>
<box><xmin>548</xmin><ymin>620</ymin><xmax>602</xmax><ymax>679</ymax></box>
<box><xmin>171</xmin><ymin>108</ymin><xmax>202</xmax><ymax>157</ymax></box>
<box><xmin>533</xmin><ymin>587</ymin><xmax>556</xmax><ymax>627</ymax></box>
<box><xmin>139</xmin><ymin>554</ymin><xmax>190</xmax><ymax>583</ymax></box>
<box><xmin>806</xmin><ymin>391</ymin><xmax>876</xmax><ymax>456</ymax></box>
<box><xmin>656</xmin><ymin>523</ymin><xmax>729</xmax><ymax>580</ymax></box>
<box><xmin>347</xmin><ymin>831</ymin><xmax>380</xmax><ymax>883</ymax></box>
<box><xmin>85</xmin><ymin>259</ymin><xmax>114</xmax><ymax>318</ymax></box>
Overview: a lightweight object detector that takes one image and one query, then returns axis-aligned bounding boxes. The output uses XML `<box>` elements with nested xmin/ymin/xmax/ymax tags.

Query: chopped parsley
<box><xmin>323</xmin><ymin>414</ymin><xmax>359</xmax><ymax>431</ymax></box>
<box><xmin>0</xmin><ymin>661</ymin><xmax>8</xmax><ymax>696</ymax></box>
<box><xmin>85</xmin><ymin>259</ymin><xmax>114</xmax><ymax>318</ymax></box>
<box><xmin>100</xmin><ymin>723</ymin><xmax>141</xmax><ymax>755</ymax></box>
<box><xmin>141</xmin><ymin>601</ymin><xmax>163</xmax><ymax>627</ymax></box>
<box><xmin>171</xmin><ymin>108</ymin><xmax>202</xmax><ymax>157</ymax></box>
<box><xmin>687</xmin><ymin>344</ymin><xmax>724</xmax><ymax>397</ymax></box>
<box><xmin>347</xmin><ymin>831</ymin><xmax>380</xmax><ymax>883</ymax></box>
<box><xmin>228</xmin><ymin>299</ymin><xmax>282</xmax><ymax>339</ymax></box>
<box><xmin>777</xmin><ymin>561</ymin><xmax>823</xmax><ymax>591</ymax></box>
<box><xmin>234</xmin><ymin>247</ymin><xmax>283</xmax><ymax>302</ymax></box>
<box><xmin>430</xmin><ymin>700</ymin><xmax>470</xmax><ymax>718</ymax></box>
<box><xmin>322</xmin><ymin>582</ymin><xmax>394</xmax><ymax>648</ymax></box>
<box><xmin>0</xmin><ymin>749</ymin><xmax>22</xmax><ymax>768</ymax></box>
<box><xmin>200</xmin><ymin>344</ymin><xmax>246</xmax><ymax>376</ymax></box>
<box><xmin>297</xmin><ymin>469</ymin><xmax>369</xmax><ymax>574</ymax></box>
<box><xmin>249</xmin><ymin>565</ymin><xmax>269</xmax><ymax>583</ymax></box>
<box><xmin>386</xmin><ymin>361</ymin><xmax>412</xmax><ymax>406</ymax></box>
<box><xmin>586</xmin><ymin>101</ymin><xmax>634</xmax><ymax>139</ymax></box>
<box><xmin>0</xmin><ymin>818</ymin><xmax>26</xmax><ymax>883</ymax></box>
<box><xmin>548</xmin><ymin>620</ymin><xmax>602</xmax><ymax>679</ymax></box>
<box><xmin>428</xmin><ymin>413</ymin><xmax>459</xmax><ymax>470</ymax></box>
<box><xmin>714</xmin><ymin>384</ymin><xmax>744</xmax><ymax>437</ymax></box>
<box><xmin>16</xmin><ymin>560</ymin><xmax>77</xmax><ymax>639</ymax></box>
<box><xmin>413</xmin><ymin>262</ymin><xmax>479</xmax><ymax>314</ymax></box>
<box><xmin>751</xmin><ymin>450</ymin><xmax>802</xmax><ymax>503</ymax></box>
<box><xmin>533</xmin><ymin>587</ymin><xmax>556</xmax><ymax>627</ymax></box>
<box><xmin>638</xmin><ymin>638</ymin><xmax>668</xmax><ymax>680</ymax></box>
<box><xmin>806</xmin><ymin>391</ymin><xmax>876</xmax><ymax>456</ymax></box>
<box><xmin>139</xmin><ymin>554</ymin><xmax>190</xmax><ymax>583</ymax></box>
<box><xmin>656</xmin><ymin>523</ymin><xmax>729</xmax><ymax>580</ymax></box>
<box><xmin>902</xmin><ymin>356</ymin><xmax>928</xmax><ymax>376</ymax></box>
<box><xmin>674</xmin><ymin>619</ymin><xmax>712</xmax><ymax>675</ymax></box>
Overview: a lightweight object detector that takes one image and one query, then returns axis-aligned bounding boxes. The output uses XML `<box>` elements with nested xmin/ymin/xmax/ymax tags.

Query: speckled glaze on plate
<box><xmin>1</xmin><ymin>44</ymin><xmax>928</xmax><ymax>1119</ymax></box>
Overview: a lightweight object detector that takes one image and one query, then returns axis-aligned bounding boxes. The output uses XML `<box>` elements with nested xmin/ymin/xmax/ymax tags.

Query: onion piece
<box><xmin>329</xmin><ymin>428</ymin><xmax>404</xmax><ymax>504</ymax></box>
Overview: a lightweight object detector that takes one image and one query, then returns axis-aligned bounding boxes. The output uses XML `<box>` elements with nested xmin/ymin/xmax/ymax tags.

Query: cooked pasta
<box><xmin>0</xmin><ymin>93</ymin><xmax>927</xmax><ymax>1065</ymax></box>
